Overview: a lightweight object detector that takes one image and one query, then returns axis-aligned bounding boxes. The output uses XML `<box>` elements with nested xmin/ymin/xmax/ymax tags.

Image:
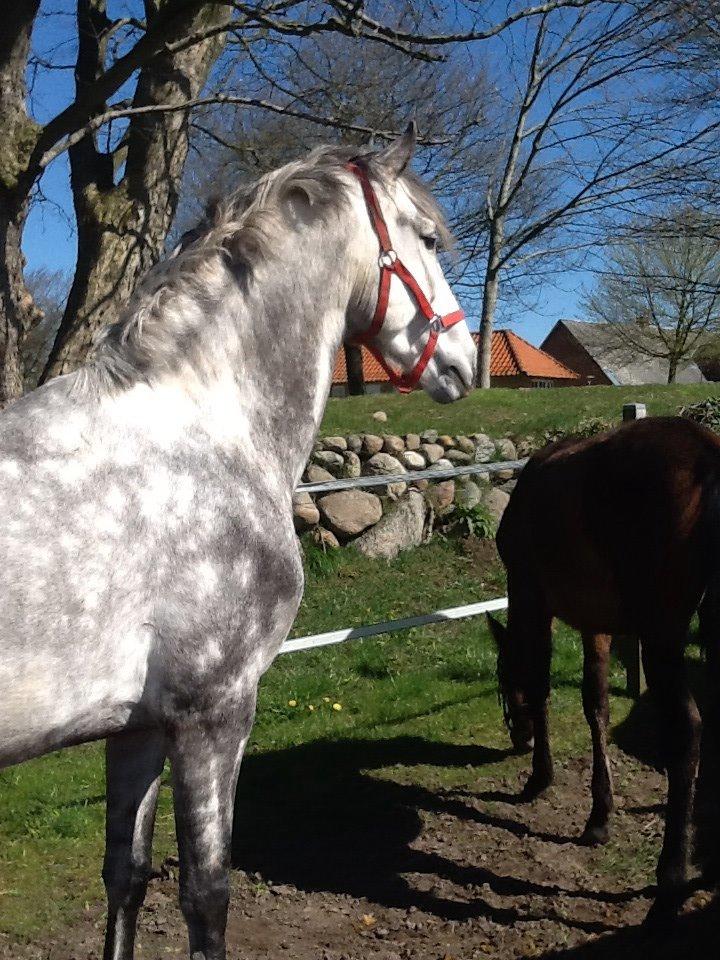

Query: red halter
<box><xmin>346</xmin><ymin>161</ymin><xmax>466</xmax><ymax>393</ymax></box>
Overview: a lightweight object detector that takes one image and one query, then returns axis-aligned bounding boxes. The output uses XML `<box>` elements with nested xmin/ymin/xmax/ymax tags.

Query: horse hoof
<box><xmin>520</xmin><ymin>775</ymin><xmax>552</xmax><ymax>801</ymax></box>
<box><xmin>643</xmin><ymin>891</ymin><xmax>684</xmax><ymax>928</ymax></box>
<box><xmin>579</xmin><ymin>824</ymin><xmax>610</xmax><ymax>846</ymax></box>
<box><xmin>700</xmin><ymin>861</ymin><xmax>720</xmax><ymax>889</ymax></box>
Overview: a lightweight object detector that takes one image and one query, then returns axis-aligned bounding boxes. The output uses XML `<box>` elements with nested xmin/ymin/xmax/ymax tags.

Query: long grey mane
<box><xmin>76</xmin><ymin>143</ymin><xmax>452</xmax><ymax>396</ymax></box>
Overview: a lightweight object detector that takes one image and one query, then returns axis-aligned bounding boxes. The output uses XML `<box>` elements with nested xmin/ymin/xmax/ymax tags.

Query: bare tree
<box><xmin>0</xmin><ymin>0</ymin><xmax>605</xmax><ymax>406</ymax></box>
<box><xmin>467</xmin><ymin>1</ymin><xmax>720</xmax><ymax>386</ymax></box>
<box><xmin>583</xmin><ymin>210</ymin><xmax>720</xmax><ymax>382</ymax></box>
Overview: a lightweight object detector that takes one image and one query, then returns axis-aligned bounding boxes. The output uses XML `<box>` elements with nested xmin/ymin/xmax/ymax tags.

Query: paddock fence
<box><xmin>282</xmin><ymin>403</ymin><xmax>648</xmax><ymax>698</ymax></box>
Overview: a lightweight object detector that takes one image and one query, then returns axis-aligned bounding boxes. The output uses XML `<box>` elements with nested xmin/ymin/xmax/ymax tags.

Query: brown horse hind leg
<box><xmin>642</xmin><ymin>636</ymin><xmax>701</xmax><ymax>925</ymax></box>
<box><xmin>579</xmin><ymin>632</ymin><xmax>614</xmax><ymax>846</ymax></box>
<box><xmin>696</xmin><ymin>582</ymin><xmax>720</xmax><ymax>888</ymax></box>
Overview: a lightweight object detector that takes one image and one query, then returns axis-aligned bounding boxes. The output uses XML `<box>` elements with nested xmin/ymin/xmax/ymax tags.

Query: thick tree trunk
<box><xmin>0</xmin><ymin>0</ymin><xmax>41</xmax><ymax>406</ymax></box>
<box><xmin>344</xmin><ymin>342</ymin><xmax>365</xmax><ymax>395</ymax></box>
<box><xmin>0</xmin><ymin>199</ymin><xmax>32</xmax><ymax>406</ymax></box>
<box><xmin>42</xmin><ymin>1</ymin><xmax>228</xmax><ymax>381</ymax></box>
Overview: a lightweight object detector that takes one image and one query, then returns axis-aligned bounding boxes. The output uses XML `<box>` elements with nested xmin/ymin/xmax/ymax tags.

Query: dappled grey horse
<box><xmin>0</xmin><ymin>126</ymin><xmax>475</xmax><ymax>959</ymax></box>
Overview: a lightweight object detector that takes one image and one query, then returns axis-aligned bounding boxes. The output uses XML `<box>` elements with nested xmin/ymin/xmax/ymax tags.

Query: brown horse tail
<box><xmin>697</xmin><ymin>480</ymin><xmax>720</xmax><ymax>652</ymax></box>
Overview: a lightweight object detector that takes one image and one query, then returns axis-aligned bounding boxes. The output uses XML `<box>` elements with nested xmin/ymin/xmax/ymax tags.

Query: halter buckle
<box><xmin>378</xmin><ymin>249</ymin><xmax>398</xmax><ymax>269</ymax></box>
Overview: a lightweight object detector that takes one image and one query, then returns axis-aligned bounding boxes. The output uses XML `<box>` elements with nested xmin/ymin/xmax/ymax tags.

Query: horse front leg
<box><xmin>169</xmin><ymin>696</ymin><xmax>256</xmax><ymax>960</ymax></box>
<box><xmin>103</xmin><ymin>730</ymin><xmax>166</xmax><ymax>960</ymax></box>
<box><xmin>580</xmin><ymin>632</ymin><xmax>614</xmax><ymax>846</ymax></box>
<box><xmin>642</xmin><ymin>637</ymin><xmax>701</xmax><ymax>924</ymax></box>
<box><xmin>520</xmin><ymin>609</ymin><xmax>554</xmax><ymax>800</ymax></box>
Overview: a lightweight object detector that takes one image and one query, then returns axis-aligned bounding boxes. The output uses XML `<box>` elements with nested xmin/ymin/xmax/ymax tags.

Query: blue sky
<box><xmin>22</xmin><ymin>1</ymin><xmax>589</xmax><ymax>347</ymax></box>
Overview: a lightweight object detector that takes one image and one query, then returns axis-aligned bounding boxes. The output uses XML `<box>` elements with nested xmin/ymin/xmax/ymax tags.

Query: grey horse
<box><xmin>0</xmin><ymin>126</ymin><xmax>476</xmax><ymax>959</ymax></box>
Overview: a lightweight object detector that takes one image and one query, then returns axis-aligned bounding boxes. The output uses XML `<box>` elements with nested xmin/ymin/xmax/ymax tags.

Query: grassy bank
<box><xmin>320</xmin><ymin>382</ymin><xmax>718</xmax><ymax>438</ymax></box>
<box><xmin>0</xmin><ymin>538</ymin><xmax>638</xmax><ymax>942</ymax></box>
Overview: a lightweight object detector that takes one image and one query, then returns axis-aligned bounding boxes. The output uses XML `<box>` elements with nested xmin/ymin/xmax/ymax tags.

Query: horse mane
<box><xmin>75</xmin><ymin>144</ymin><xmax>453</xmax><ymax>396</ymax></box>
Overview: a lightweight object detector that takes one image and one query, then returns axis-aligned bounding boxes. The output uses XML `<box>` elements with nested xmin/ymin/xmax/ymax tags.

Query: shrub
<box><xmin>441</xmin><ymin>502</ymin><xmax>497</xmax><ymax>540</ymax></box>
<box><xmin>680</xmin><ymin>397</ymin><xmax>720</xmax><ymax>432</ymax></box>
<box><xmin>533</xmin><ymin>416</ymin><xmax>616</xmax><ymax>450</ymax></box>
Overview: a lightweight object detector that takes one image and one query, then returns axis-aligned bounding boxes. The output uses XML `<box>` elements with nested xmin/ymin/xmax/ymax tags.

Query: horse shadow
<box><xmin>232</xmin><ymin>736</ymin><xmax>506</xmax><ymax>912</ymax></box>
<box><xmin>230</xmin><ymin>735</ymin><xmax>644</xmax><ymax>933</ymax></box>
<box><xmin>539</xmin><ymin>895</ymin><xmax>720</xmax><ymax>958</ymax></box>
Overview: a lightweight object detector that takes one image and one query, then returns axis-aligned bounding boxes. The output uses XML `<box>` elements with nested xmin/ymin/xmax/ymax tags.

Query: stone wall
<box><xmin>293</xmin><ymin>429</ymin><xmax>524</xmax><ymax>559</ymax></box>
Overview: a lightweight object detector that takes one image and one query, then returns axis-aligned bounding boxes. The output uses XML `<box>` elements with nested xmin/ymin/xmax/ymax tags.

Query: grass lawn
<box><xmin>0</xmin><ymin>536</ymin><xmax>641</xmax><ymax>942</ymax></box>
<box><xmin>320</xmin><ymin>382</ymin><xmax>718</xmax><ymax>439</ymax></box>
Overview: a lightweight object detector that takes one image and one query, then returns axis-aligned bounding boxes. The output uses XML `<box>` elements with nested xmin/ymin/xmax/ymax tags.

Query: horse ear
<box><xmin>283</xmin><ymin>185</ymin><xmax>316</xmax><ymax>227</ymax></box>
<box><xmin>376</xmin><ymin>121</ymin><xmax>417</xmax><ymax>177</ymax></box>
<box><xmin>486</xmin><ymin>613</ymin><xmax>508</xmax><ymax>648</ymax></box>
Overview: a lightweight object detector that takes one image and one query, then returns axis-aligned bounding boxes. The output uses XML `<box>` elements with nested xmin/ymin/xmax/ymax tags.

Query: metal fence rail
<box><xmin>297</xmin><ymin>457</ymin><xmax>527</xmax><ymax>494</ymax></box>
<box><xmin>280</xmin><ymin>597</ymin><xmax>509</xmax><ymax>655</ymax></box>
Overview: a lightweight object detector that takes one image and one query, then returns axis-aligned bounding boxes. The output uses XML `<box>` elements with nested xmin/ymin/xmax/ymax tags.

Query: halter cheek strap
<box><xmin>347</xmin><ymin>160</ymin><xmax>466</xmax><ymax>394</ymax></box>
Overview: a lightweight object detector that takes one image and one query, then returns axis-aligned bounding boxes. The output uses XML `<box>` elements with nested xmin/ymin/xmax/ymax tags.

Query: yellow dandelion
<box><xmin>323</xmin><ymin>697</ymin><xmax>331</xmax><ymax>703</ymax></box>
<box><xmin>308</xmin><ymin>704</ymin><xmax>315</xmax><ymax>712</ymax></box>
<box><xmin>288</xmin><ymin>699</ymin><xmax>297</xmax><ymax>707</ymax></box>
<box><xmin>332</xmin><ymin>702</ymin><xmax>342</xmax><ymax>711</ymax></box>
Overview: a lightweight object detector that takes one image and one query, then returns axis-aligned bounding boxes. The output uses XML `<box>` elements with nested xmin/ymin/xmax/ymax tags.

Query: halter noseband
<box><xmin>346</xmin><ymin>160</ymin><xmax>466</xmax><ymax>394</ymax></box>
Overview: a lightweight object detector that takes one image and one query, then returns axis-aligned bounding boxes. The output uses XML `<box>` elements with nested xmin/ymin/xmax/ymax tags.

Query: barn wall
<box><xmin>541</xmin><ymin>324</ymin><xmax>609</xmax><ymax>386</ymax></box>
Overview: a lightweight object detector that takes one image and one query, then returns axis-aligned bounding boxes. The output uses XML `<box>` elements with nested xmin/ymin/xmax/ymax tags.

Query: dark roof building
<box><xmin>541</xmin><ymin>319</ymin><xmax>706</xmax><ymax>386</ymax></box>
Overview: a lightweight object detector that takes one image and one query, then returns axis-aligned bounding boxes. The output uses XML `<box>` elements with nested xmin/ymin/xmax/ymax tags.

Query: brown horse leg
<box><xmin>697</xmin><ymin>593</ymin><xmax>720</xmax><ymax>886</ymax></box>
<box><xmin>579</xmin><ymin>632</ymin><xmax>613</xmax><ymax>846</ymax></box>
<box><xmin>519</xmin><ymin>608</ymin><xmax>554</xmax><ymax>800</ymax></box>
<box><xmin>642</xmin><ymin>637</ymin><xmax>701</xmax><ymax>923</ymax></box>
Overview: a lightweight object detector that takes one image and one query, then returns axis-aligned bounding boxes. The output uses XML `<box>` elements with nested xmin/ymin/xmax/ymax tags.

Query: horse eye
<box><xmin>422</xmin><ymin>234</ymin><xmax>438</xmax><ymax>251</ymax></box>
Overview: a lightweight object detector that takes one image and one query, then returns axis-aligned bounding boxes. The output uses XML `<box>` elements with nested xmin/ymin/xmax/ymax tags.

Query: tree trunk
<box><xmin>344</xmin><ymin>342</ymin><xmax>365</xmax><ymax>395</ymax></box>
<box><xmin>477</xmin><ymin>269</ymin><xmax>499</xmax><ymax>389</ymax></box>
<box><xmin>477</xmin><ymin>217</ymin><xmax>504</xmax><ymax>389</ymax></box>
<box><xmin>42</xmin><ymin>1</ymin><xmax>228</xmax><ymax>381</ymax></box>
<box><xmin>667</xmin><ymin>353</ymin><xmax>678</xmax><ymax>384</ymax></box>
<box><xmin>0</xmin><ymin>0</ymin><xmax>41</xmax><ymax>406</ymax></box>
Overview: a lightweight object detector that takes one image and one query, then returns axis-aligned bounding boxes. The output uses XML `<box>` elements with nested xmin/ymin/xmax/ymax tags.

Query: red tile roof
<box><xmin>332</xmin><ymin>330</ymin><xmax>579</xmax><ymax>386</ymax></box>
<box><xmin>478</xmin><ymin>330</ymin><xmax>579</xmax><ymax>381</ymax></box>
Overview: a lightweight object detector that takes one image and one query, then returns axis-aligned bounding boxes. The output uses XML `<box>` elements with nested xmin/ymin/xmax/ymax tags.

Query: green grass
<box><xmin>0</xmin><ymin>538</ymin><xmax>633</xmax><ymax>940</ymax></box>
<box><xmin>320</xmin><ymin>382</ymin><xmax>718</xmax><ymax>439</ymax></box>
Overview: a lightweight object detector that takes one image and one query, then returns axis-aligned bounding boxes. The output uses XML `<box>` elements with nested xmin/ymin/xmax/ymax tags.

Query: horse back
<box><xmin>497</xmin><ymin>417</ymin><xmax>720</xmax><ymax>635</ymax></box>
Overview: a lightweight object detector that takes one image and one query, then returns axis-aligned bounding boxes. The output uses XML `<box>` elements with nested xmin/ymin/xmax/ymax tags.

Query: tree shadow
<box><xmin>231</xmin><ymin>736</ymin><xmax>644</xmax><ymax>933</ymax></box>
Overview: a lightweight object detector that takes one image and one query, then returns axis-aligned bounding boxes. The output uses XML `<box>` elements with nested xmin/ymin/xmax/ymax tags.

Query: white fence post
<box><xmin>623</xmin><ymin>402</ymin><xmax>647</xmax><ymax>422</ymax></box>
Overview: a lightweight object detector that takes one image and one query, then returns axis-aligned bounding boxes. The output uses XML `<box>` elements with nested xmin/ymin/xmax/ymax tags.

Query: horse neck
<box><xmin>185</xmin><ymin>240</ymin><xmax>351</xmax><ymax>489</ymax></box>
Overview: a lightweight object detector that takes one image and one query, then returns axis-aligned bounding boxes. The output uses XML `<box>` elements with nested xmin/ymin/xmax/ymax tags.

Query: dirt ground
<box><xmin>4</xmin><ymin>740</ymin><xmax>720</xmax><ymax>960</ymax></box>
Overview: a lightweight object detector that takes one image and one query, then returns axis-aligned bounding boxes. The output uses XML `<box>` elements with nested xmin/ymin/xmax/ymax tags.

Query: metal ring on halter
<box><xmin>378</xmin><ymin>250</ymin><xmax>398</xmax><ymax>269</ymax></box>
<box><xmin>429</xmin><ymin>314</ymin><xmax>443</xmax><ymax>334</ymax></box>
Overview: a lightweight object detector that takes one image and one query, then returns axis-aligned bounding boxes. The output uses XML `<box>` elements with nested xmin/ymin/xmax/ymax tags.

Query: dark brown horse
<box><xmin>488</xmin><ymin>415</ymin><xmax>720</xmax><ymax>921</ymax></box>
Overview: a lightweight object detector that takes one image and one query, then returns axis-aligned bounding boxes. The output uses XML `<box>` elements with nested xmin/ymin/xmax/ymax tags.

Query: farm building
<box><xmin>541</xmin><ymin>319</ymin><xmax>706</xmax><ymax>386</ymax></box>
<box><xmin>481</xmin><ymin>329</ymin><xmax>580</xmax><ymax>388</ymax></box>
<box><xmin>330</xmin><ymin>329</ymin><xmax>579</xmax><ymax>395</ymax></box>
